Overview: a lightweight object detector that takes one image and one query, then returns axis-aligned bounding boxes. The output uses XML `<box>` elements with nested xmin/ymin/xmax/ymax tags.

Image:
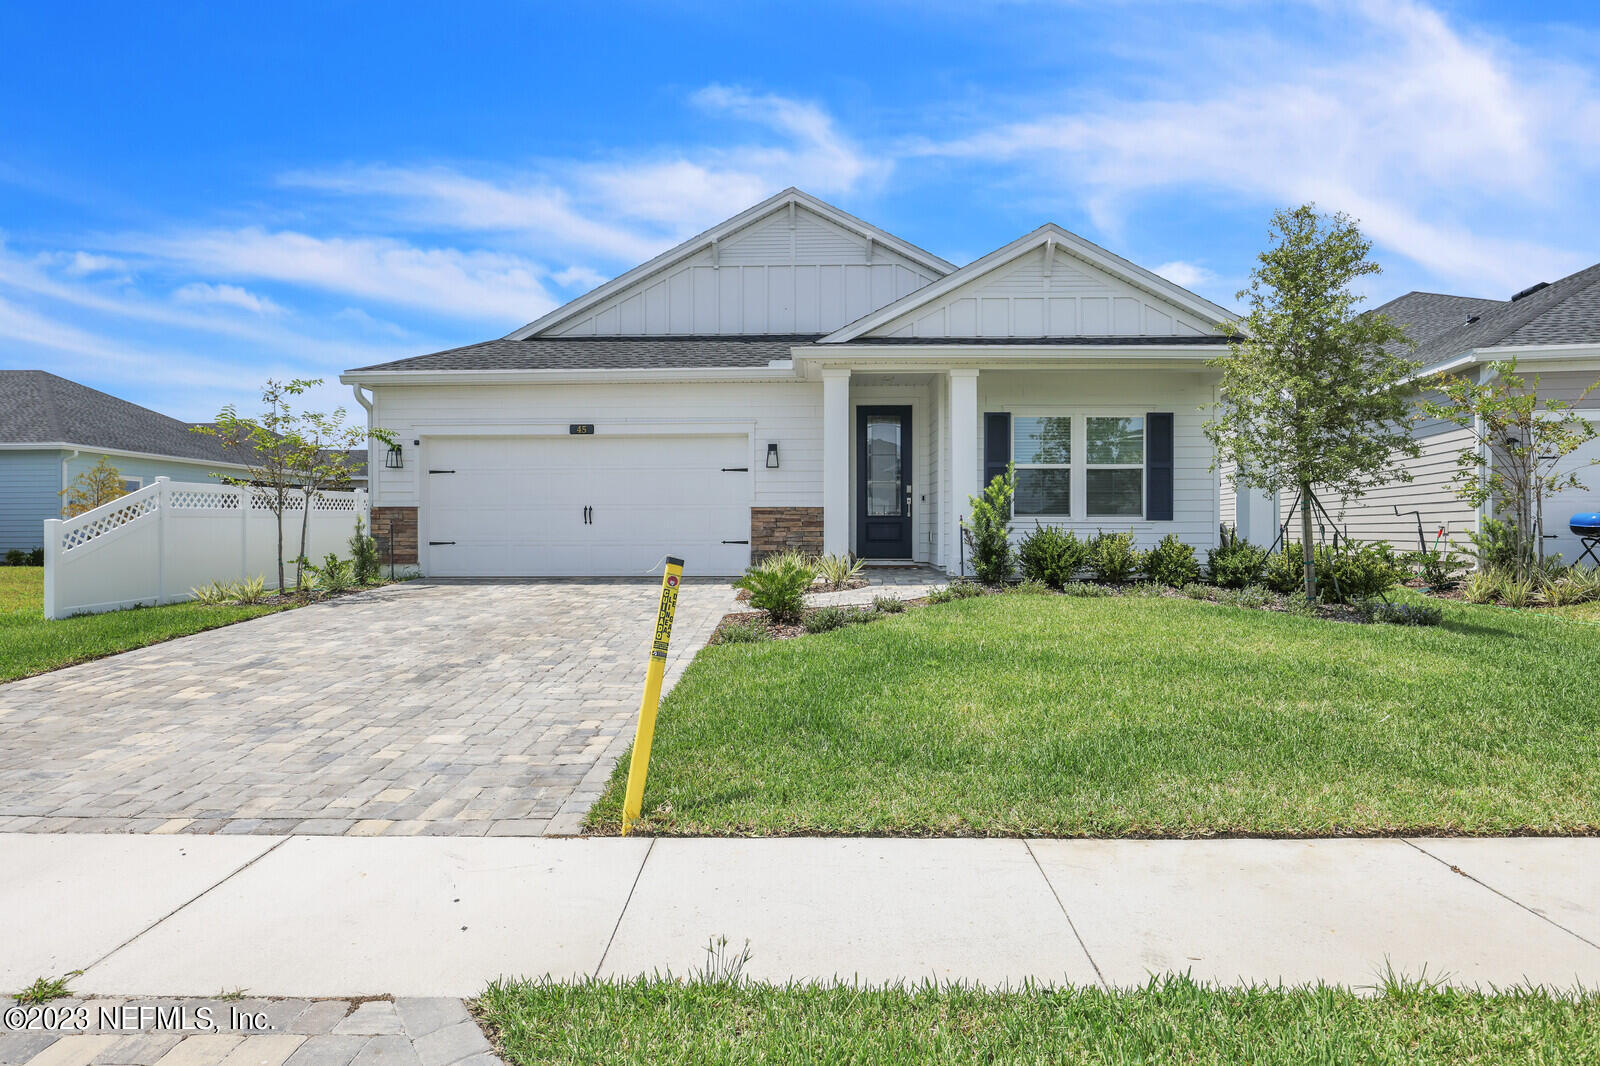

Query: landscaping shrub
<box><xmin>3</xmin><ymin>549</ymin><xmax>27</xmax><ymax>567</ymax></box>
<box><xmin>1125</xmin><ymin>581</ymin><xmax>1167</xmax><ymax>598</ymax></box>
<box><xmin>1262</xmin><ymin>542</ymin><xmax>1406</xmax><ymax>603</ymax></box>
<box><xmin>1060</xmin><ymin>581</ymin><xmax>1110</xmax><ymax>598</ymax></box>
<box><xmin>716</xmin><ymin>617</ymin><xmax>772</xmax><ymax>644</ymax></box>
<box><xmin>802</xmin><ymin>606</ymin><xmax>873</xmax><ymax>633</ymax></box>
<box><xmin>1262</xmin><ymin>544</ymin><xmax>1305</xmax><ymax>595</ymax></box>
<box><xmin>1501</xmin><ymin>575</ymin><xmax>1535</xmax><ymax>608</ymax></box>
<box><xmin>1180</xmin><ymin>582</ymin><xmax>1214</xmax><ymax>600</ymax></box>
<box><xmin>963</xmin><ymin>465</ymin><xmax>1015</xmax><ymax>586</ymax></box>
<box><xmin>735</xmin><ymin>551</ymin><xmax>816</xmax><ymax>624</ymax></box>
<box><xmin>1467</xmin><ymin>516</ymin><xmax>1528</xmax><ymax>575</ymax></box>
<box><xmin>1145</xmin><ymin>533</ymin><xmax>1200</xmax><ymax>588</ymax></box>
<box><xmin>309</xmin><ymin>553</ymin><xmax>355</xmax><ymax>593</ymax></box>
<box><xmin>1359</xmin><ymin>600</ymin><xmax>1444</xmax><ymax>626</ymax></box>
<box><xmin>929</xmin><ymin>582</ymin><xmax>984</xmax><ymax>604</ymax></box>
<box><xmin>1408</xmin><ymin>546</ymin><xmax>1468</xmax><ymax>591</ymax></box>
<box><xmin>189</xmin><ymin>580</ymin><xmax>233</xmax><ymax>606</ymax></box>
<box><xmin>871</xmin><ymin>595</ymin><xmax>908</xmax><ymax>613</ymax></box>
<box><xmin>1087</xmin><ymin>531</ymin><xmax>1144</xmax><ymax>584</ymax></box>
<box><xmin>1009</xmin><ymin>578</ymin><xmax>1054</xmax><ymax>595</ymax></box>
<box><xmin>1207</xmin><ymin>527</ymin><xmax>1267</xmax><ymax>588</ymax></box>
<box><xmin>1016</xmin><ymin>523</ymin><xmax>1088</xmax><ymax>589</ymax></box>
<box><xmin>349</xmin><ymin>516</ymin><xmax>381</xmax><ymax>585</ymax></box>
<box><xmin>1463</xmin><ymin>568</ymin><xmax>1502</xmax><ymax>604</ymax></box>
<box><xmin>814</xmin><ymin>553</ymin><xmax>864</xmax><ymax>590</ymax></box>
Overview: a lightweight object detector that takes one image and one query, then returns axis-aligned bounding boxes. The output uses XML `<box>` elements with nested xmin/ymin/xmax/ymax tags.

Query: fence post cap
<box><xmin>154</xmin><ymin>476</ymin><xmax>171</xmax><ymax>483</ymax></box>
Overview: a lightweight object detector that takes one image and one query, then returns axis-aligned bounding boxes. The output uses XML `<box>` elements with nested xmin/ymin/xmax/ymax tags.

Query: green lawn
<box><xmin>0</xmin><ymin>567</ymin><xmax>291</xmax><ymax>682</ymax></box>
<box><xmin>477</xmin><ymin>976</ymin><xmax>1600</xmax><ymax>1065</ymax></box>
<box><xmin>589</xmin><ymin>593</ymin><xmax>1600</xmax><ymax>836</ymax></box>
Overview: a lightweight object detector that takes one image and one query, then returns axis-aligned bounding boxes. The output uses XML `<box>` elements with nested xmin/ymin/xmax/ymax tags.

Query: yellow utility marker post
<box><xmin>620</xmin><ymin>556</ymin><xmax>683</xmax><ymax>835</ymax></box>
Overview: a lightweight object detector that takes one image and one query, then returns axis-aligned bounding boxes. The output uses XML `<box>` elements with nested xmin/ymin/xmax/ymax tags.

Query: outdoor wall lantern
<box><xmin>766</xmin><ymin>442</ymin><xmax>780</xmax><ymax>468</ymax></box>
<box><xmin>385</xmin><ymin>443</ymin><xmax>404</xmax><ymax>469</ymax></box>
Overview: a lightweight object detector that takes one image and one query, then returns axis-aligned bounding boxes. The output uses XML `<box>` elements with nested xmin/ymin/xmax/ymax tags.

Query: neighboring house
<box><xmin>0</xmin><ymin>370</ymin><xmax>250</xmax><ymax>552</ymax></box>
<box><xmin>341</xmin><ymin>188</ymin><xmax>1237</xmax><ymax>577</ymax></box>
<box><xmin>1318</xmin><ymin>265</ymin><xmax>1600</xmax><ymax>563</ymax></box>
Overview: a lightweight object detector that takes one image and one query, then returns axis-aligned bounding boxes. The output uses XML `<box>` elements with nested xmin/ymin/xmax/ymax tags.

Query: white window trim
<box><xmin>1085</xmin><ymin>415</ymin><xmax>1146</xmax><ymax>520</ymax></box>
<box><xmin>1009</xmin><ymin>409</ymin><xmax>1148</xmax><ymax>522</ymax></box>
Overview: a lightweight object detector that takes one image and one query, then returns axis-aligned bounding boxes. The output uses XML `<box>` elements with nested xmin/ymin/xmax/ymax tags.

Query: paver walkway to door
<box><xmin>0</xmin><ymin>579</ymin><xmax>736</xmax><ymax>837</ymax></box>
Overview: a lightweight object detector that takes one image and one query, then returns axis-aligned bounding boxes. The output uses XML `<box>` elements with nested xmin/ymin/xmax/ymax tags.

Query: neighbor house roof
<box><xmin>0</xmin><ymin>370</ymin><xmax>244</xmax><ymax>466</ymax></box>
<box><xmin>347</xmin><ymin>336</ymin><xmax>821</xmax><ymax>373</ymax></box>
<box><xmin>1376</xmin><ymin>261</ymin><xmax>1600</xmax><ymax>371</ymax></box>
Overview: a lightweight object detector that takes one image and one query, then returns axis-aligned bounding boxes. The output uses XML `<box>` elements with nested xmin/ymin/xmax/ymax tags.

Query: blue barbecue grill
<box><xmin>1573</xmin><ymin>513</ymin><xmax>1600</xmax><ymax>567</ymax></box>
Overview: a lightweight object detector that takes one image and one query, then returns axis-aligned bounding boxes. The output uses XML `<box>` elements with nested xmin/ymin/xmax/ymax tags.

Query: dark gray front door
<box><xmin>857</xmin><ymin>406</ymin><xmax>912</xmax><ymax>558</ymax></box>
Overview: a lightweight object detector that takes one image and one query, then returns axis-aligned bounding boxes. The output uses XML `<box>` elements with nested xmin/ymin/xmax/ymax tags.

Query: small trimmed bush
<box><xmin>815</xmin><ymin>553</ymin><xmax>864</xmax><ymax>590</ymax></box>
<box><xmin>963</xmin><ymin>466</ymin><xmax>1015</xmax><ymax>586</ymax></box>
<box><xmin>1087</xmin><ymin>531</ymin><xmax>1145</xmax><ymax>584</ymax></box>
<box><xmin>1463</xmin><ymin>568</ymin><xmax>1501</xmax><ymax>604</ymax></box>
<box><xmin>736</xmin><ymin>551</ymin><xmax>816</xmax><ymax>624</ymax></box>
<box><xmin>350</xmin><ymin>516</ymin><xmax>382</xmax><ymax>585</ymax></box>
<box><xmin>1208</xmin><ymin>527</ymin><xmax>1267</xmax><ymax>589</ymax></box>
<box><xmin>1262</xmin><ymin>542</ymin><xmax>1406</xmax><ymax>604</ymax></box>
<box><xmin>1010</xmin><ymin>578</ymin><xmax>1055</xmax><ymax>595</ymax></box>
<box><xmin>1145</xmin><ymin>533</ymin><xmax>1200</xmax><ymax>588</ymax></box>
<box><xmin>1016</xmin><ymin>523</ymin><xmax>1088</xmax><ymax>589</ymax></box>
<box><xmin>1409</xmin><ymin>546</ymin><xmax>1468</xmax><ymax>592</ymax></box>
<box><xmin>872</xmin><ymin>595</ymin><xmax>908</xmax><ymax>613</ymax></box>
<box><xmin>1061</xmin><ymin>581</ymin><xmax>1111</xmax><ymax>598</ymax></box>
<box><xmin>1359</xmin><ymin>600</ymin><xmax>1444</xmax><ymax>626</ymax></box>
<box><xmin>803</xmin><ymin>606</ymin><xmax>874</xmax><ymax>633</ymax></box>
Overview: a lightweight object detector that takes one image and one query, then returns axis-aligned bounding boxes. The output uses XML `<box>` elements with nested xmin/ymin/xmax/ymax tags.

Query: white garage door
<box><xmin>423</xmin><ymin>434</ymin><xmax>752</xmax><ymax>577</ymax></box>
<box><xmin>1546</xmin><ymin>427</ymin><xmax>1600</xmax><ymax>566</ymax></box>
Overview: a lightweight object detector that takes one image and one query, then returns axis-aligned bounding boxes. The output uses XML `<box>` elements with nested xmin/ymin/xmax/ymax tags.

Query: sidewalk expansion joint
<box><xmin>1402</xmin><ymin>838</ymin><xmax>1600</xmax><ymax>953</ymax></box>
<box><xmin>593</xmin><ymin>836</ymin><xmax>655</xmax><ymax>978</ymax></box>
<box><xmin>1024</xmin><ymin>840</ymin><xmax>1107</xmax><ymax>990</ymax></box>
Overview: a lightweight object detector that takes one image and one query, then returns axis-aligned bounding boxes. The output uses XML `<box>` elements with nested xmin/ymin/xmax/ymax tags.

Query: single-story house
<box><xmin>0</xmin><ymin>370</ymin><xmax>252</xmax><ymax>553</ymax></box>
<box><xmin>1245</xmin><ymin>265</ymin><xmax>1600</xmax><ymax>563</ymax></box>
<box><xmin>341</xmin><ymin>188</ymin><xmax>1242</xmax><ymax>578</ymax></box>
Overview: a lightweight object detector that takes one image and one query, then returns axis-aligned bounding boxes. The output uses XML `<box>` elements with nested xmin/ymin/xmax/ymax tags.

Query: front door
<box><xmin>857</xmin><ymin>406</ymin><xmax>912</xmax><ymax>558</ymax></box>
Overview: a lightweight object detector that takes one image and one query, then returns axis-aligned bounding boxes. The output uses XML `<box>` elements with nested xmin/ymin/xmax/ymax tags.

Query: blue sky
<box><xmin>4</xmin><ymin>0</ymin><xmax>1600</xmax><ymax>420</ymax></box>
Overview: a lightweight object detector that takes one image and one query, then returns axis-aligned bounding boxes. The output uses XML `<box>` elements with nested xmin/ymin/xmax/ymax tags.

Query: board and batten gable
<box><xmin>545</xmin><ymin>205</ymin><xmax>942</xmax><ymax>337</ymax></box>
<box><xmin>865</xmin><ymin>243</ymin><xmax>1216</xmax><ymax>340</ymax></box>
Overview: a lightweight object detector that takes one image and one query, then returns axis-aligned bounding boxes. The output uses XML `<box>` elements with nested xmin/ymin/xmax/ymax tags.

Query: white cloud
<box><xmin>173</xmin><ymin>282</ymin><xmax>283</xmax><ymax>314</ymax></box>
<box><xmin>130</xmin><ymin>228</ymin><xmax>559</xmax><ymax>323</ymax></box>
<box><xmin>551</xmin><ymin>265</ymin><xmax>607</xmax><ymax>290</ymax></box>
<box><xmin>1153</xmin><ymin>261</ymin><xmax>1216</xmax><ymax>290</ymax></box>
<box><xmin>62</xmin><ymin>251</ymin><xmax>126</xmax><ymax>276</ymax></box>
<box><xmin>910</xmin><ymin>0</ymin><xmax>1600</xmax><ymax>291</ymax></box>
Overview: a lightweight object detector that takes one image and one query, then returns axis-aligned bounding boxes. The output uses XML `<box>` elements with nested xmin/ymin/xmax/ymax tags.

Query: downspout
<box><xmin>60</xmin><ymin>449</ymin><xmax>78</xmax><ymax>510</ymax></box>
<box><xmin>351</xmin><ymin>381</ymin><xmax>375</xmax><ymax>508</ymax></box>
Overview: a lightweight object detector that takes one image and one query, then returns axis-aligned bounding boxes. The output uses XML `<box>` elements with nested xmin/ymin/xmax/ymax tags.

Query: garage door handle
<box><xmin>428</xmin><ymin>469</ymin><xmax>455</xmax><ymax>474</ymax></box>
<box><xmin>722</xmin><ymin>540</ymin><xmax>749</xmax><ymax>544</ymax></box>
<box><xmin>721</xmin><ymin>467</ymin><xmax>748</xmax><ymax>472</ymax></box>
<box><xmin>429</xmin><ymin>541</ymin><xmax>455</xmax><ymax>546</ymax></box>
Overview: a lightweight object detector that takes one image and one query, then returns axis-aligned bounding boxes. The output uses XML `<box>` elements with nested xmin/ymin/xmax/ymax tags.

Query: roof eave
<box><xmin>339</xmin><ymin>364</ymin><xmax>804</xmax><ymax>387</ymax></box>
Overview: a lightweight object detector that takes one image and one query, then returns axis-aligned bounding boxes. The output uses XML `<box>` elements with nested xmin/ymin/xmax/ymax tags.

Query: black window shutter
<box><xmin>983</xmin><ymin>412</ymin><xmax>1011</xmax><ymax>488</ymax></box>
<box><xmin>1146</xmin><ymin>412</ymin><xmax>1174</xmax><ymax>521</ymax></box>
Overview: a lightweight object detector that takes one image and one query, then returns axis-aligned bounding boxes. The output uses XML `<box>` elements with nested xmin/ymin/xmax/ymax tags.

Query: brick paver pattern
<box><xmin>0</xmin><ymin>579</ymin><xmax>736</xmax><ymax>837</ymax></box>
<box><xmin>0</xmin><ymin>997</ymin><xmax>500</xmax><ymax>1066</ymax></box>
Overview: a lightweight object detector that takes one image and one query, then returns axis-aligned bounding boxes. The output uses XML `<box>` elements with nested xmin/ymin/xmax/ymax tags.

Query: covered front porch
<box><xmin>807</xmin><ymin>356</ymin><xmax>1229</xmax><ymax>575</ymax></box>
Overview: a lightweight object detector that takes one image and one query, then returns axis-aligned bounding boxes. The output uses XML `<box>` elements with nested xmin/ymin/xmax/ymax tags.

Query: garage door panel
<box><xmin>1547</xmin><ymin>435</ymin><xmax>1600</xmax><ymax>565</ymax></box>
<box><xmin>423</xmin><ymin>434</ymin><xmax>752</xmax><ymax>577</ymax></box>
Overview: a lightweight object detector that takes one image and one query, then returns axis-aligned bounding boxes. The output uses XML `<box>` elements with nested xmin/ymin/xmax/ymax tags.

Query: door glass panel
<box><xmin>865</xmin><ymin>416</ymin><xmax>903</xmax><ymax>517</ymax></box>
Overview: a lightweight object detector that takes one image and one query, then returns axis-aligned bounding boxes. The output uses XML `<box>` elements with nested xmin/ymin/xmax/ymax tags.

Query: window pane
<box><xmin>1014</xmin><ymin>416</ymin><xmax>1072</xmax><ymax>465</ymax></box>
<box><xmin>1015</xmin><ymin>468</ymin><xmax>1071</xmax><ymax>516</ymax></box>
<box><xmin>865</xmin><ymin>416</ymin><xmax>903</xmax><ymax>516</ymax></box>
<box><xmin>1086</xmin><ymin>469</ymin><xmax>1143</xmax><ymax>516</ymax></box>
<box><xmin>1086</xmin><ymin>416</ymin><xmax>1144</xmax><ymax>465</ymax></box>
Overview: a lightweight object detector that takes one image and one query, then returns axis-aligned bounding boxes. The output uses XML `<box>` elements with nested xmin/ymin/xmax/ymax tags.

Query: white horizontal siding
<box><xmin>552</xmin><ymin>207</ymin><xmax>939</xmax><ymax>337</ymax></box>
<box><xmin>973</xmin><ymin>369</ymin><xmax>1222</xmax><ymax>555</ymax></box>
<box><xmin>871</xmin><ymin>245</ymin><xmax>1214</xmax><ymax>339</ymax></box>
<box><xmin>370</xmin><ymin>380</ymin><xmax>822</xmax><ymax>511</ymax></box>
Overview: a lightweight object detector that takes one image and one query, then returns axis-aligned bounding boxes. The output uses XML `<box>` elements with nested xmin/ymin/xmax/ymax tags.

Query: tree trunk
<box><xmin>274</xmin><ymin>502</ymin><xmax>285</xmax><ymax>593</ymax></box>
<box><xmin>297</xmin><ymin>490</ymin><xmax>313</xmax><ymax>592</ymax></box>
<box><xmin>1299</xmin><ymin>483</ymin><xmax>1317</xmax><ymax>602</ymax></box>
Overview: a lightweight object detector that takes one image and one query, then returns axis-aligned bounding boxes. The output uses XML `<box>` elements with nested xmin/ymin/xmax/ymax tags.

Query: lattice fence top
<box><xmin>169</xmin><ymin>489</ymin><xmax>241</xmax><ymax>511</ymax></box>
<box><xmin>315</xmin><ymin>494</ymin><xmax>359</xmax><ymax>511</ymax></box>
<box><xmin>61</xmin><ymin>494</ymin><xmax>158</xmax><ymax>552</ymax></box>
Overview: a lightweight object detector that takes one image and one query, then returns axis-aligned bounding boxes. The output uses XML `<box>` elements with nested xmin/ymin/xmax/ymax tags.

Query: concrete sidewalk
<box><xmin>3</xmin><ymin>834</ymin><xmax>1597</xmax><ymax>997</ymax></box>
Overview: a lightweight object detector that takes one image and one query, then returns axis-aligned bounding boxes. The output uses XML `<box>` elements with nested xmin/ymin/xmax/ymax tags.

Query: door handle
<box><xmin>904</xmin><ymin>484</ymin><xmax>912</xmax><ymax>516</ymax></box>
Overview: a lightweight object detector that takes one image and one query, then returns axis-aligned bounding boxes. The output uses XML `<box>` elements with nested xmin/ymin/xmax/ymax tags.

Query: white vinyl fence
<box><xmin>43</xmin><ymin>477</ymin><xmax>368</xmax><ymax>619</ymax></box>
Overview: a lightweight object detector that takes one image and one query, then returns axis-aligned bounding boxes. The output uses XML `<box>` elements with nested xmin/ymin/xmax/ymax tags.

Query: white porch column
<box><xmin>947</xmin><ymin>369</ymin><xmax>979</xmax><ymax>575</ymax></box>
<box><xmin>821</xmin><ymin>368</ymin><xmax>851</xmax><ymax>556</ymax></box>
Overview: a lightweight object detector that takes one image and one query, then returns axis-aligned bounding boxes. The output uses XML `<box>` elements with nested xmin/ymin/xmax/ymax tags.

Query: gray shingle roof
<box><xmin>347</xmin><ymin>333</ymin><xmax>1232</xmax><ymax>373</ymax></box>
<box><xmin>0</xmin><ymin>370</ymin><xmax>241</xmax><ymax>465</ymax></box>
<box><xmin>1374</xmin><ymin>262</ymin><xmax>1600</xmax><ymax>370</ymax></box>
<box><xmin>348</xmin><ymin>336</ymin><xmax>821</xmax><ymax>373</ymax></box>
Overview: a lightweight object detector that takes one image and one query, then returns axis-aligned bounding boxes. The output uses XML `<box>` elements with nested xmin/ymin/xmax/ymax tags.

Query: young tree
<box><xmin>1421</xmin><ymin>358</ymin><xmax>1599</xmax><ymax>577</ymax></box>
<box><xmin>288</xmin><ymin>405</ymin><xmax>394</xmax><ymax>592</ymax></box>
<box><xmin>60</xmin><ymin>455</ymin><xmax>128</xmax><ymax>516</ymax></box>
<box><xmin>193</xmin><ymin>379</ymin><xmax>316</xmax><ymax>594</ymax></box>
<box><xmin>1205</xmin><ymin>205</ymin><xmax>1421</xmax><ymax>600</ymax></box>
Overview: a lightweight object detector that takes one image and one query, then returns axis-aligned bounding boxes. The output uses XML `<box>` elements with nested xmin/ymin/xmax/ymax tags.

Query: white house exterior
<box><xmin>341</xmin><ymin>188</ymin><xmax>1240</xmax><ymax>578</ymax></box>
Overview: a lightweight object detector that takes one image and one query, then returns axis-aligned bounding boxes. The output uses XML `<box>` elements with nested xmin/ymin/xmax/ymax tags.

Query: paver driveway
<box><xmin>0</xmin><ymin>579</ymin><xmax>735</xmax><ymax>837</ymax></box>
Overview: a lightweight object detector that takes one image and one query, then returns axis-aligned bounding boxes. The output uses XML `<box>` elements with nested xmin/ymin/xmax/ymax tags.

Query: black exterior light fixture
<box><xmin>766</xmin><ymin>442</ymin><xmax>780</xmax><ymax>468</ymax></box>
<box><xmin>385</xmin><ymin>443</ymin><xmax>404</xmax><ymax>469</ymax></box>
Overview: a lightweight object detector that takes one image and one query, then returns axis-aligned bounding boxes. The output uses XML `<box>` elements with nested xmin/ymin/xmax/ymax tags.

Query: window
<box><xmin>1086</xmin><ymin>416</ymin><xmax>1143</xmax><ymax>516</ymax></box>
<box><xmin>121</xmin><ymin>478</ymin><xmax>144</xmax><ymax>493</ymax></box>
<box><xmin>1014</xmin><ymin>416</ymin><xmax>1072</xmax><ymax>516</ymax></box>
